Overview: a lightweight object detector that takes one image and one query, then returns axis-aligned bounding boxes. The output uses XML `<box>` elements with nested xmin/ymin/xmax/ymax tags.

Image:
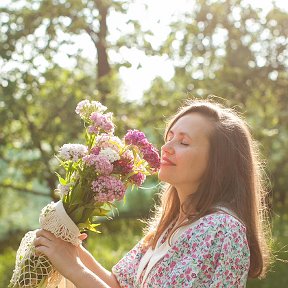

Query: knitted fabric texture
<box><xmin>9</xmin><ymin>201</ymin><xmax>81</xmax><ymax>288</ymax></box>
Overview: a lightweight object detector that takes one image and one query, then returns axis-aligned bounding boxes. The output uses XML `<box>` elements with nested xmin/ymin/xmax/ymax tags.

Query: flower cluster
<box><xmin>75</xmin><ymin>100</ymin><xmax>107</xmax><ymax>121</ymax></box>
<box><xmin>125</xmin><ymin>129</ymin><xmax>160</xmax><ymax>171</ymax></box>
<box><xmin>58</xmin><ymin>144</ymin><xmax>88</xmax><ymax>162</ymax></box>
<box><xmin>89</xmin><ymin>112</ymin><xmax>114</xmax><ymax>134</ymax></box>
<box><xmin>55</xmin><ymin>100</ymin><xmax>160</xmax><ymax>229</ymax></box>
<box><xmin>99</xmin><ymin>148</ymin><xmax>120</xmax><ymax>163</ymax></box>
<box><xmin>83</xmin><ymin>154</ymin><xmax>113</xmax><ymax>175</ymax></box>
<box><xmin>92</xmin><ymin>176</ymin><xmax>126</xmax><ymax>202</ymax></box>
<box><xmin>9</xmin><ymin>99</ymin><xmax>161</xmax><ymax>288</ymax></box>
<box><xmin>124</xmin><ymin>129</ymin><xmax>148</xmax><ymax>146</ymax></box>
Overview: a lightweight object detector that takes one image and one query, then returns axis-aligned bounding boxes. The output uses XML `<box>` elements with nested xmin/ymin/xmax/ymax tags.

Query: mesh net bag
<box><xmin>9</xmin><ymin>201</ymin><xmax>81</xmax><ymax>288</ymax></box>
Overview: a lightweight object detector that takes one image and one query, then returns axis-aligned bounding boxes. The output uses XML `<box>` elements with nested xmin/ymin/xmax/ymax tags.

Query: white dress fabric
<box><xmin>136</xmin><ymin>219</ymin><xmax>199</xmax><ymax>287</ymax></box>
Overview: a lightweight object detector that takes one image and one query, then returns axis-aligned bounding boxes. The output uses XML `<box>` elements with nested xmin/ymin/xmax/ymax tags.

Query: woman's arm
<box><xmin>78</xmin><ymin>244</ymin><xmax>120</xmax><ymax>287</ymax></box>
<box><xmin>34</xmin><ymin>229</ymin><xmax>120</xmax><ymax>288</ymax></box>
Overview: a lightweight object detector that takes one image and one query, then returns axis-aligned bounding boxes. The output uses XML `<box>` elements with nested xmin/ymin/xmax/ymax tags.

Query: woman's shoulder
<box><xmin>175</xmin><ymin>210</ymin><xmax>249</xmax><ymax>259</ymax></box>
<box><xmin>191</xmin><ymin>209</ymin><xmax>247</xmax><ymax>236</ymax></box>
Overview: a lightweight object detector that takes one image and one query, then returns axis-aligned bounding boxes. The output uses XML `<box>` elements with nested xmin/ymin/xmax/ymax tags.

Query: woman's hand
<box><xmin>34</xmin><ymin>229</ymin><xmax>86</xmax><ymax>280</ymax></box>
<box><xmin>34</xmin><ymin>230</ymin><xmax>119</xmax><ymax>288</ymax></box>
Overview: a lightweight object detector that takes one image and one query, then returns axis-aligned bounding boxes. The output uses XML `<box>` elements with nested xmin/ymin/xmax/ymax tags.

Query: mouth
<box><xmin>160</xmin><ymin>157</ymin><xmax>176</xmax><ymax>166</ymax></box>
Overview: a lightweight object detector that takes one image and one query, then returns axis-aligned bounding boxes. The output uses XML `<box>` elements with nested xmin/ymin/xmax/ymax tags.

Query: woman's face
<box><xmin>158</xmin><ymin>112</ymin><xmax>211</xmax><ymax>201</ymax></box>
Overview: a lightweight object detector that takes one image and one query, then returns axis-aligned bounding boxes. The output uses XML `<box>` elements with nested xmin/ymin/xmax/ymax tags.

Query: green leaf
<box><xmin>55</xmin><ymin>172</ymin><xmax>67</xmax><ymax>185</ymax></box>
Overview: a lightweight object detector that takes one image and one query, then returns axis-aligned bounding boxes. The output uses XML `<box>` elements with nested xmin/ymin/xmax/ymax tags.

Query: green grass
<box><xmin>247</xmin><ymin>210</ymin><xmax>288</xmax><ymax>287</ymax></box>
<box><xmin>0</xmin><ymin>247</ymin><xmax>16</xmax><ymax>287</ymax></box>
<box><xmin>86</xmin><ymin>218</ymin><xmax>145</xmax><ymax>270</ymax></box>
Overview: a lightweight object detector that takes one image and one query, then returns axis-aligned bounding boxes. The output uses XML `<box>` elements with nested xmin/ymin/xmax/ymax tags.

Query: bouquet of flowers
<box><xmin>9</xmin><ymin>100</ymin><xmax>160</xmax><ymax>288</ymax></box>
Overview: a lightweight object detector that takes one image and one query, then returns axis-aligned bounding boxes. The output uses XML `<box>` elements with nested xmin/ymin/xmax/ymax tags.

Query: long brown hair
<box><xmin>143</xmin><ymin>99</ymin><xmax>272</xmax><ymax>278</ymax></box>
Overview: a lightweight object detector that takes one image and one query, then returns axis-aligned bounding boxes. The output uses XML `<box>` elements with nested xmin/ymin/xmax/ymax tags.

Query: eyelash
<box><xmin>166</xmin><ymin>138</ymin><xmax>189</xmax><ymax>146</ymax></box>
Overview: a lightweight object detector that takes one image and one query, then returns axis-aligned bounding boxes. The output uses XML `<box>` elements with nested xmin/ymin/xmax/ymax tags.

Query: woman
<box><xmin>35</xmin><ymin>99</ymin><xmax>272</xmax><ymax>287</ymax></box>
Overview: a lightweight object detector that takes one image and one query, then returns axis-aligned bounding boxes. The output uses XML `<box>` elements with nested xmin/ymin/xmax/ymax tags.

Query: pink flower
<box><xmin>170</xmin><ymin>261</ymin><xmax>176</xmax><ymax>268</ymax></box>
<box><xmin>113</xmin><ymin>159</ymin><xmax>134</xmax><ymax>174</ymax></box>
<box><xmin>89</xmin><ymin>112</ymin><xmax>114</xmax><ymax>134</ymax></box>
<box><xmin>124</xmin><ymin>130</ymin><xmax>149</xmax><ymax>146</ymax></box>
<box><xmin>130</xmin><ymin>172</ymin><xmax>146</xmax><ymax>186</ymax></box>
<box><xmin>141</xmin><ymin>143</ymin><xmax>160</xmax><ymax>170</ymax></box>
<box><xmin>186</xmin><ymin>267</ymin><xmax>192</xmax><ymax>274</ymax></box>
<box><xmin>124</xmin><ymin>130</ymin><xmax>160</xmax><ymax>171</ymax></box>
<box><xmin>83</xmin><ymin>154</ymin><xmax>113</xmax><ymax>175</ymax></box>
<box><xmin>90</xmin><ymin>146</ymin><xmax>100</xmax><ymax>155</ymax></box>
<box><xmin>92</xmin><ymin>175</ymin><xmax>126</xmax><ymax>202</ymax></box>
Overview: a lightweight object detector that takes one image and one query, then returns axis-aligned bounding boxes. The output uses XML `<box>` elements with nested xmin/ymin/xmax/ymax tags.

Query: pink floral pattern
<box><xmin>112</xmin><ymin>212</ymin><xmax>250</xmax><ymax>287</ymax></box>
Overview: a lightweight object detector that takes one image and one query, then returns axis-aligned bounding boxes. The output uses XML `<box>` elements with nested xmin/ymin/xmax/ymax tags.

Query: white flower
<box><xmin>99</xmin><ymin>148</ymin><xmax>120</xmax><ymax>163</ymax></box>
<box><xmin>58</xmin><ymin>144</ymin><xmax>88</xmax><ymax>161</ymax></box>
<box><xmin>96</xmin><ymin>134</ymin><xmax>124</xmax><ymax>152</ymax></box>
<box><xmin>122</xmin><ymin>149</ymin><xmax>134</xmax><ymax>161</ymax></box>
<box><xmin>56</xmin><ymin>184</ymin><xmax>70</xmax><ymax>197</ymax></box>
<box><xmin>75</xmin><ymin>100</ymin><xmax>107</xmax><ymax>120</ymax></box>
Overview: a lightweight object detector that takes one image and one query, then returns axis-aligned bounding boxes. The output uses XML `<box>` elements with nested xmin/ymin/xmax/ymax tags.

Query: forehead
<box><xmin>169</xmin><ymin>113</ymin><xmax>213</xmax><ymax>137</ymax></box>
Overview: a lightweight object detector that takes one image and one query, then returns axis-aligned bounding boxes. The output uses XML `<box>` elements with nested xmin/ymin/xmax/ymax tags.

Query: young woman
<box><xmin>35</xmin><ymin>99</ymin><xmax>272</xmax><ymax>287</ymax></box>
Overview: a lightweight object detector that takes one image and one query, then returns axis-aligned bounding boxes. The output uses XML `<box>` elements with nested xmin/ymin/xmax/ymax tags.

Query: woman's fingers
<box><xmin>34</xmin><ymin>236</ymin><xmax>51</xmax><ymax>248</ymax></box>
<box><xmin>79</xmin><ymin>233</ymin><xmax>88</xmax><ymax>241</ymax></box>
<box><xmin>34</xmin><ymin>244</ymin><xmax>49</xmax><ymax>257</ymax></box>
<box><xmin>35</xmin><ymin>229</ymin><xmax>54</xmax><ymax>241</ymax></box>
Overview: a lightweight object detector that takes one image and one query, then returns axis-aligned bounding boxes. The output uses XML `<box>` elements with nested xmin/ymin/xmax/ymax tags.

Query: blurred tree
<box><xmin>140</xmin><ymin>0</ymin><xmax>288</xmax><ymax>208</ymax></box>
<box><xmin>1</xmin><ymin>0</ymin><xmax>287</xmax><ymax>285</ymax></box>
<box><xmin>0</xmin><ymin>0</ymin><xmax>150</xmax><ymax>202</ymax></box>
<box><xmin>0</xmin><ymin>0</ymin><xmax>287</xmax><ymax>237</ymax></box>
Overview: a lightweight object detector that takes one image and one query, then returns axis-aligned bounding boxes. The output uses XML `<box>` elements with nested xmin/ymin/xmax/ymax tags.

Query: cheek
<box><xmin>193</xmin><ymin>150</ymin><xmax>209</xmax><ymax>175</ymax></box>
<box><xmin>185</xmin><ymin>150</ymin><xmax>209</xmax><ymax>177</ymax></box>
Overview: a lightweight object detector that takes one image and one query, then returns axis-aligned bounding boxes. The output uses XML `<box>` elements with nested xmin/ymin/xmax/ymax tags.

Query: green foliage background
<box><xmin>0</xmin><ymin>0</ymin><xmax>287</xmax><ymax>287</ymax></box>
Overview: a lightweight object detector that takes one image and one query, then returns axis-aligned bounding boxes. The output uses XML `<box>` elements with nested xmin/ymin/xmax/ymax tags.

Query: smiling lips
<box><xmin>160</xmin><ymin>156</ymin><xmax>176</xmax><ymax>166</ymax></box>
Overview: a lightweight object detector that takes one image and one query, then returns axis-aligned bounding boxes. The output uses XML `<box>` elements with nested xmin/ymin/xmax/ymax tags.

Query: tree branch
<box><xmin>0</xmin><ymin>183</ymin><xmax>51</xmax><ymax>198</ymax></box>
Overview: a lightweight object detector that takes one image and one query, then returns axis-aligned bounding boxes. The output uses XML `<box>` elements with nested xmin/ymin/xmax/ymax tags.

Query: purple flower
<box><xmin>124</xmin><ymin>129</ymin><xmax>160</xmax><ymax>172</ymax></box>
<box><xmin>130</xmin><ymin>172</ymin><xmax>146</xmax><ymax>186</ymax></box>
<box><xmin>92</xmin><ymin>175</ymin><xmax>126</xmax><ymax>202</ymax></box>
<box><xmin>83</xmin><ymin>154</ymin><xmax>113</xmax><ymax>175</ymax></box>
<box><xmin>141</xmin><ymin>144</ymin><xmax>161</xmax><ymax>171</ymax></box>
<box><xmin>113</xmin><ymin>159</ymin><xmax>134</xmax><ymax>174</ymax></box>
<box><xmin>124</xmin><ymin>130</ymin><xmax>149</xmax><ymax>147</ymax></box>
<box><xmin>90</xmin><ymin>146</ymin><xmax>100</xmax><ymax>155</ymax></box>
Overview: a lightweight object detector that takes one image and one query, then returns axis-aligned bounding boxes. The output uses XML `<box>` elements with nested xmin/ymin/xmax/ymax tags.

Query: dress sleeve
<box><xmin>111</xmin><ymin>241</ymin><xmax>144</xmax><ymax>288</ymax></box>
<box><xmin>209</xmin><ymin>229</ymin><xmax>250</xmax><ymax>287</ymax></box>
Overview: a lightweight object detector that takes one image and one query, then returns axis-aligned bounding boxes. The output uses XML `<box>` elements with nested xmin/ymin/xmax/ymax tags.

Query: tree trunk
<box><xmin>96</xmin><ymin>0</ymin><xmax>111</xmax><ymax>105</ymax></box>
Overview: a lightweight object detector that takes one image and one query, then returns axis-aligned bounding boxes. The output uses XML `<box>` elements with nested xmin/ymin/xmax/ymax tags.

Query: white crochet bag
<box><xmin>9</xmin><ymin>201</ymin><xmax>81</xmax><ymax>288</ymax></box>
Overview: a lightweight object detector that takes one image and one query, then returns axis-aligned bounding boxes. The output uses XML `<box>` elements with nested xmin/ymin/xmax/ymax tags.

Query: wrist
<box><xmin>66</xmin><ymin>259</ymin><xmax>87</xmax><ymax>283</ymax></box>
<box><xmin>68</xmin><ymin>262</ymin><xmax>110</xmax><ymax>288</ymax></box>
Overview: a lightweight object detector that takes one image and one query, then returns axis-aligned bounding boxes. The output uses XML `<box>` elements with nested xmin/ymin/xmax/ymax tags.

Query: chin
<box><xmin>158</xmin><ymin>169</ymin><xmax>172</xmax><ymax>183</ymax></box>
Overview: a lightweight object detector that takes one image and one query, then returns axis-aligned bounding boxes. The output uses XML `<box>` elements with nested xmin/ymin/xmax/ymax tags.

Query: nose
<box><xmin>161</xmin><ymin>141</ymin><xmax>175</xmax><ymax>155</ymax></box>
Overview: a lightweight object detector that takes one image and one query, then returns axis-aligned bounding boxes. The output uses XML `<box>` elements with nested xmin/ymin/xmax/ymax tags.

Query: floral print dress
<box><xmin>112</xmin><ymin>210</ymin><xmax>250</xmax><ymax>287</ymax></box>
